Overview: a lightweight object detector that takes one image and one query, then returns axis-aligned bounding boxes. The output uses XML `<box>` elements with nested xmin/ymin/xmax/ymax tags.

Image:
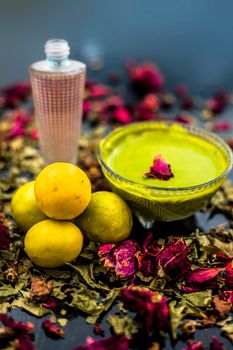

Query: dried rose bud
<box><xmin>4</xmin><ymin>267</ymin><xmax>17</xmax><ymax>283</ymax></box>
<box><xmin>144</xmin><ymin>154</ymin><xmax>174</xmax><ymax>181</ymax></box>
<box><xmin>31</xmin><ymin>278</ymin><xmax>53</xmax><ymax>301</ymax></box>
<box><xmin>42</xmin><ymin>320</ymin><xmax>64</xmax><ymax>338</ymax></box>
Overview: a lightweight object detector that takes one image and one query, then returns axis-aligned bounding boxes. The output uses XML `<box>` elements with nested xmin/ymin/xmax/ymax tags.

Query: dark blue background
<box><xmin>1</xmin><ymin>0</ymin><xmax>233</xmax><ymax>93</ymax></box>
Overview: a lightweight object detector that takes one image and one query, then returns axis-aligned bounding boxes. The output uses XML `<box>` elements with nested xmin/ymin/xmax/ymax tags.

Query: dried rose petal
<box><xmin>31</xmin><ymin>277</ymin><xmax>53</xmax><ymax>301</ymax></box>
<box><xmin>3</xmin><ymin>82</ymin><xmax>31</xmax><ymax>107</ymax></box>
<box><xmin>0</xmin><ymin>313</ymin><xmax>35</xmax><ymax>349</ymax></box>
<box><xmin>187</xmin><ymin>267</ymin><xmax>223</xmax><ymax>284</ymax></box>
<box><xmin>183</xmin><ymin>341</ymin><xmax>203</xmax><ymax>350</ymax></box>
<box><xmin>98</xmin><ymin>241</ymin><xmax>139</xmax><ymax>280</ymax></box>
<box><xmin>225</xmin><ymin>262</ymin><xmax>233</xmax><ymax>288</ymax></box>
<box><xmin>93</xmin><ymin>324</ymin><xmax>105</xmax><ymax>336</ymax></box>
<box><xmin>18</xmin><ymin>332</ymin><xmax>36</xmax><ymax>350</ymax></box>
<box><xmin>73</xmin><ymin>335</ymin><xmax>129</xmax><ymax>350</ymax></box>
<box><xmin>181</xmin><ymin>97</ymin><xmax>194</xmax><ymax>110</ymax></box>
<box><xmin>211</xmin><ymin>121</ymin><xmax>232</xmax><ymax>132</ymax></box>
<box><xmin>158</xmin><ymin>238</ymin><xmax>191</xmax><ymax>280</ymax></box>
<box><xmin>6</xmin><ymin>125</ymin><xmax>25</xmax><ymax>139</ymax></box>
<box><xmin>120</xmin><ymin>286</ymin><xmax>169</xmax><ymax>330</ymax></box>
<box><xmin>210</xmin><ymin>336</ymin><xmax>224</xmax><ymax>350</ymax></box>
<box><xmin>43</xmin><ymin>297</ymin><xmax>58</xmax><ymax>309</ymax></box>
<box><xmin>137</xmin><ymin>232</ymin><xmax>160</xmax><ymax>276</ymax></box>
<box><xmin>29</xmin><ymin>129</ymin><xmax>39</xmax><ymax>140</ymax></box>
<box><xmin>42</xmin><ymin>320</ymin><xmax>64</xmax><ymax>338</ymax></box>
<box><xmin>174</xmin><ymin>114</ymin><xmax>193</xmax><ymax>125</ymax></box>
<box><xmin>128</xmin><ymin>62</ymin><xmax>164</xmax><ymax>95</ymax></box>
<box><xmin>144</xmin><ymin>154</ymin><xmax>174</xmax><ymax>181</ymax></box>
<box><xmin>87</xmin><ymin>84</ymin><xmax>111</xmax><ymax>98</ymax></box>
<box><xmin>0</xmin><ymin>225</ymin><xmax>11</xmax><ymax>250</ymax></box>
<box><xmin>215</xmin><ymin>252</ymin><xmax>233</xmax><ymax>264</ymax></box>
<box><xmin>218</xmin><ymin>290</ymin><xmax>233</xmax><ymax>303</ymax></box>
<box><xmin>112</xmin><ymin>107</ymin><xmax>131</xmax><ymax>124</ymax></box>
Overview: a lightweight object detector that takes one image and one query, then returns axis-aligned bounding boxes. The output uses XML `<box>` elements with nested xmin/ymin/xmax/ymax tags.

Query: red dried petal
<box><xmin>88</xmin><ymin>84</ymin><xmax>111</xmax><ymax>98</ymax></box>
<box><xmin>42</xmin><ymin>319</ymin><xmax>64</xmax><ymax>338</ymax></box>
<box><xmin>42</xmin><ymin>296</ymin><xmax>58</xmax><ymax>309</ymax></box>
<box><xmin>187</xmin><ymin>267</ymin><xmax>223</xmax><ymax>284</ymax></box>
<box><xmin>174</xmin><ymin>114</ymin><xmax>193</xmax><ymax>125</ymax></box>
<box><xmin>73</xmin><ymin>335</ymin><xmax>129</xmax><ymax>350</ymax></box>
<box><xmin>210</xmin><ymin>336</ymin><xmax>224</xmax><ymax>350</ymax></box>
<box><xmin>112</xmin><ymin>107</ymin><xmax>131</xmax><ymax>124</ymax></box>
<box><xmin>99</xmin><ymin>241</ymin><xmax>139</xmax><ymax>280</ymax></box>
<box><xmin>120</xmin><ymin>286</ymin><xmax>169</xmax><ymax>330</ymax></box>
<box><xmin>93</xmin><ymin>324</ymin><xmax>105</xmax><ymax>336</ymax></box>
<box><xmin>225</xmin><ymin>262</ymin><xmax>233</xmax><ymax>288</ymax></box>
<box><xmin>158</xmin><ymin>238</ymin><xmax>191</xmax><ymax>280</ymax></box>
<box><xmin>3</xmin><ymin>82</ymin><xmax>31</xmax><ymax>107</ymax></box>
<box><xmin>0</xmin><ymin>225</ymin><xmax>11</xmax><ymax>250</ymax></box>
<box><xmin>128</xmin><ymin>62</ymin><xmax>164</xmax><ymax>95</ymax></box>
<box><xmin>218</xmin><ymin>290</ymin><xmax>233</xmax><ymax>303</ymax></box>
<box><xmin>29</xmin><ymin>129</ymin><xmax>39</xmax><ymax>140</ymax></box>
<box><xmin>183</xmin><ymin>341</ymin><xmax>203</xmax><ymax>350</ymax></box>
<box><xmin>18</xmin><ymin>332</ymin><xmax>36</xmax><ymax>350</ymax></box>
<box><xmin>181</xmin><ymin>97</ymin><xmax>194</xmax><ymax>110</ymax></box>
<box><xmin>211</xmin><ymin>121</ymin><xmax>232</xmax><ymax>132</ymax></box>
<box><xmin>144</xmin><ymin>154</ymin><xmax>174</xmax><ymax>181</ymax></box>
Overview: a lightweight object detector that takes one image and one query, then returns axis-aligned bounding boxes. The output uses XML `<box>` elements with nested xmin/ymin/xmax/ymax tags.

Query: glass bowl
<box><xmin>97</xmin><ymin>122</ymin><xmax>233</xmax><ymax>228</ymax></box>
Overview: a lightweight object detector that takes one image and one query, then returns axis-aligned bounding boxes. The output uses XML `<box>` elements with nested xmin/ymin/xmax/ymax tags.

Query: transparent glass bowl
<box><xmin>98</xmin><ymin>122</ymin><xmax>233</xmax><ymax>228</ymax></box>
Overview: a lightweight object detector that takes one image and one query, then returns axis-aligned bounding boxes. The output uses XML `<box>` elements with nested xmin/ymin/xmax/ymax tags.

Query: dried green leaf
<box><xmin>11</xmin><ymin>298</ymin><xmax>50</xmax><ymax>317</ymax></box>
<box><xmin>222</xmin><ymin>323</ymin><xmax>233</xmax><ymax>334</ymax></box>
<box><xmin>58</xmin><ymin>318</ymin><xmax>68</xmax><ymax>327</ymax></box>
<box><xmin>107</xmin><ymin>314</ymin><xmax>139</xmax><ymax>337</ymax></box>
<box><xmin>183</xmin><ymin>290</ymin><xmax>212</xmax><ymax>308</ymax></box>
<box><xmin>0</xmin><ymin>286</ymin><xmax>19</xmax><ymax>298</ymax></box>
<box><xmin>68</xmin><ymin>263</ymin><xmax>110</xmax><ymax>291</ymax></box>
<box><xmin>169</xmin><ymin>301</ymin><xmax>186</xmax><ymax>339</ymax></box>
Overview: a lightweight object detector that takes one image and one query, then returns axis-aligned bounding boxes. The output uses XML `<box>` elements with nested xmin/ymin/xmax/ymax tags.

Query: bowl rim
<box><xmin>97</xmin><ymin>121</ymin><xmax>233</xmax><ymax>192</ymax></box>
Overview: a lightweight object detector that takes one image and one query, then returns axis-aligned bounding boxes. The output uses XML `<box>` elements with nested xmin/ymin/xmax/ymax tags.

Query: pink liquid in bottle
<box><xmin>29</xmin><ymin>39</ymin><xmax>86</xmax><ymax>164</ymax></box>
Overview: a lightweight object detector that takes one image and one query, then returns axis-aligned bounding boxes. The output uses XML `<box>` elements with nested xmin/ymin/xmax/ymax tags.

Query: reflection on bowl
<box><xmin>98</xmin><ymin>122</ymin><xmax>233</xmax><ymax>228</ymax></box>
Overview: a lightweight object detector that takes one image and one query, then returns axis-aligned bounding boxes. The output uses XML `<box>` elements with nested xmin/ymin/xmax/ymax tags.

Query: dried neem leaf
<box><xmin>107</xmin><ymin>315</ymin><xmax>139</xmax><ymax>338</ymax></box>
<box><xmin>11</xmin><ymin>299</ymin><xmax>50</xmax><ymax>317</ymax></box>
<box><xmin>169</xmin><ymin>301</ymin><xmax>186</xmax><ymax>339</ymax></box>
<box><xmin>67</xmin><ymin>263</ymin><xmax>110</xmax><ymax>291</ymax></box>
<box><xmin>183</xmin><ymin>291</ymin><xmax>212</xmax><ymax>308</ymax></box>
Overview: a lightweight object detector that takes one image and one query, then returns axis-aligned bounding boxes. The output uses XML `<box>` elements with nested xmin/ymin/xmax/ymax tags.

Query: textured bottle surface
<box><xmin>30</xmin><ymin>48</ymin><xmax>86</xmax><ymax>165</ymax></box>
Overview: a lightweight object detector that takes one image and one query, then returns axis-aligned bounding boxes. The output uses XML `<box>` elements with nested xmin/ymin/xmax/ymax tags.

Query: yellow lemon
<box><xmin>75</xmin><ymin>191</ymin><xmax>133</xmax><ymax>243</ymax></box>
<box><xmin>24</xmin><ymin>219</ymin><xmax>83</xmax><ymax>268</ymax></box>
<box><xmin>34</xmin><ymin>162</ymin><xmax>91</xmax><ymax>220</ymax></box>
<box><xmin>11</xmin><ymin>181</ymin><xmax>48</xmax><ymax>232</ymax></box>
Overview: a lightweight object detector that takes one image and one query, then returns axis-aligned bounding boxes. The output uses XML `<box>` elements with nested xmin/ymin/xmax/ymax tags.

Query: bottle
<box><xmin>29</xmin><ymin>39</ymin><xmax>86</xmax><ymax>164</ymax></box>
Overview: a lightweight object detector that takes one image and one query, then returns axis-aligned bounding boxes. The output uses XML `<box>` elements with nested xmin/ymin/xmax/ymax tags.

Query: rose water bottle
<box><xmin>29</xmin><ymin>39</ymin><xmax>86</xmax><ymax>164</ymax></box>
